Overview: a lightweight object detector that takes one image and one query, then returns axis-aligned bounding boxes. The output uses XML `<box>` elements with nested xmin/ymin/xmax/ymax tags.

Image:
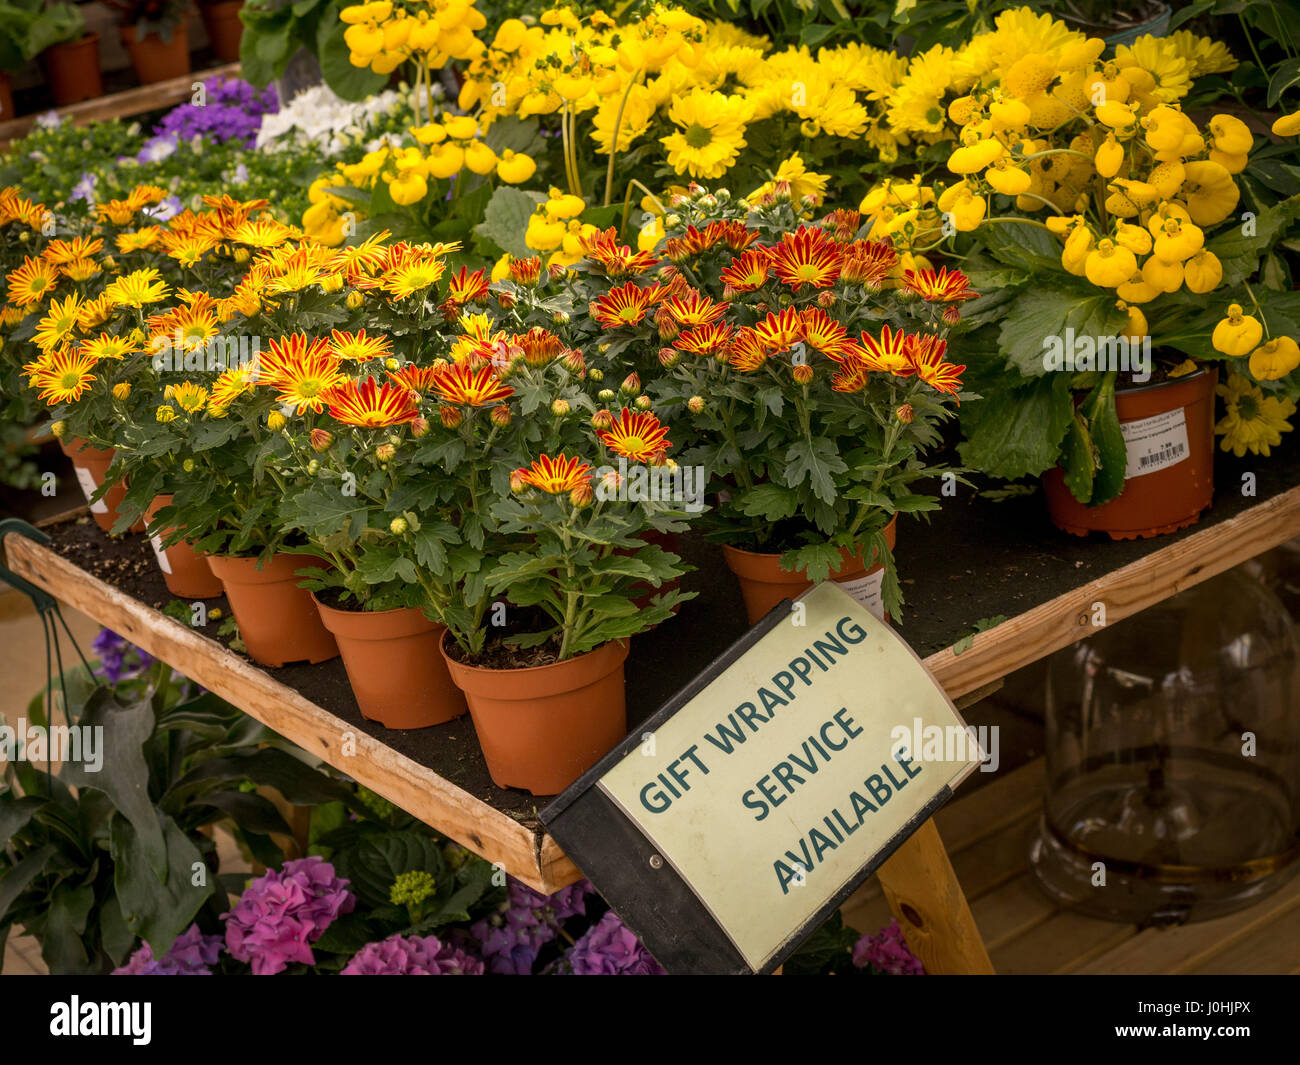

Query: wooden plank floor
<box><xmin>840</xmin><ymin>759</ymin><xmax>1300</xmax><ymax>974</ymax></box>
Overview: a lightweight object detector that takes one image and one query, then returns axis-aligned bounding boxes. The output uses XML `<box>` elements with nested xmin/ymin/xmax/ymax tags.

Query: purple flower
<box><xmin>221</xmin><ymin>856</ymin><xmax>355</xmax><ymax>975</ymax></box>
<box><xmin>71</xmin><ymin>171</ymin><xmax>97</xmax><ymax>202</ymax></box>
<box><xmin>851</xmin><ymin>919</ymin><xmax>925</xmax><ymax>975</ymax></box>
<box><xmin>469</xmin><ymin>878</ymin><xmax>594</xmax><ymax>974</ymax></box>
<box><xmin>91</xmin><ymin>628</ymin><xmax>154</xmax><ymax>685</ymax></box>
<box><xmin>114</xmin><ymin>924</ymin><xmax>222</xmax><ymax>975</ymax></box>
<box><xmin>341</xmin><ymin>934</ymin><xmax>484</xmax><ymax>975</ymax></box>
<box><xmin>564</xmin><ymin>911</ymin><xmax>664</xmax><ymax>975</ymax></box>
<box><xmin>151</xmin><ymin>76</ymin><xmax>279</xmax><ymax>148</ymax></box>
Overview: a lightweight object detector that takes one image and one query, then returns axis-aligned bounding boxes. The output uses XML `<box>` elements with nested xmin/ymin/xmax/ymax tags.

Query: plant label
<box><xmin>542</xmin><ymin>581</ymin><xmax>981</xmax><ymax>974</ymax></box>
<box><xmin>73</xmin><ymin>467</ymin><xmax>108</xmax><ymax>514</ymax></box>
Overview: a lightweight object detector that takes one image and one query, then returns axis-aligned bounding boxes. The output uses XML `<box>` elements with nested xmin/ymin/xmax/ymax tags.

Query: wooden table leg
<box><xmin>875</xmin><ymin>818</ymin><xmax>994</xmax><ymax>974</ymax></box>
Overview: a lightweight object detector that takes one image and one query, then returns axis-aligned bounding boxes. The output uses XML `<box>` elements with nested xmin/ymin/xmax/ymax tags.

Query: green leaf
<box><xmin>474</xmin><ymin>186</ymin><xmax>545</xmax><ymax>258</ymax></box>
<box><xmin>42</xmin><ymin>884</ymin><xmax>94</xmax><ymax>974</ymax></box>
<box><xmin>110</xmin><ymin>812</ymin><xmax>211</xmax><ymax>958</ymax></box>
<box><xmin>958</xmin><ymin>372</ymin><xmax>1074</xmax><ymax>480</ymax></box>
<box><xmin>0</xmin><ymin>845</ymin><xmax>57</xmax><ymax>925</ymax></box>
<box><xmin>1060</xmin><ymin>410</ymin><xmax>1095</xmax><ymax>504</ymax></box>
<box><xmin>999</xmin><ymin>288</ymin><xmax>1126</xmax><ymax>378</ymax></box>
<box><xmin>782</xmin><ymin>437</ymin><xmax>848</xmax><ymax>505</ymax></box>
<box><xmin>1208</xmin><ymin>194</ymin><xmax>1300</xmax><ymax>286</ymax></box>
<box><xmin>1082</xmin><ymin>375</ymin><xmax>1126</xmax><ymax>506</ymax></box>
<box><xmin>735</xmin><ymin>482</ymin><xmax>798</xmax><ymax>521</ymax></box>
<box><xmin>317</xmin><ymin>0</ymin><xmax>387</xmax><ymax>102</ymax></box>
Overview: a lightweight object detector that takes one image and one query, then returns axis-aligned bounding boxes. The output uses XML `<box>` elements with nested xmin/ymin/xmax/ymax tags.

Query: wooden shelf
<box><xmin>0</xmin><ymin>63</ymin><xmax>241</xmax><ymax>146</ymax></box>
<box><xmin>6</xmin><ymin>474</ymin><xmax>1299</xmax><ymax>895</ymax></box>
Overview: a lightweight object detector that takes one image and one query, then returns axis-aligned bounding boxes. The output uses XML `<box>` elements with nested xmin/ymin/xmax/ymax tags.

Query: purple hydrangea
<box><xmin>151</xmin><ymin>76</ymin><xmax>279</xmax><ymax>148</ymax></box>
<box><xmin>91</xmin><ymin>629</ymin><xmax>154</xmax><ymax>685</ymax></box>
<box><xmin>221</xmin><ymin>856</ymin><xmax>355</xmax><ymax>975</ymax></box>
<box><xmin>852</xmin><ymin>919</ymin><xmax>925</xmax><ymax>975</ymax></box>
<box><xmin>564</xmin><ymin>911</ymin><xmax>665</xmax><ymax>975</ymax></box>
<box><xmin>469</xmin><ymin>879</ymin><xmax>594</xmax><ymax>975</ymax></box>
<box><xmin>114</xmin><ymin>924</ymin><xmax>222</xmax><ymax>975</ymax></box>
<box><xmin>341</xmin><ymin>934</ymin><xmax>484</xmax><ymax>975</ymax></box>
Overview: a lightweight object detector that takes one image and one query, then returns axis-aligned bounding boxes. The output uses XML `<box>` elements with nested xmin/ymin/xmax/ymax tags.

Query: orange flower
<box><xmin>729</xmin><ymin>328</ymin><xmax>771</xmax><ymax>372</ymax></box>
<box><xmin>839</xmin><ymin>239</ymin><xmax>897</xmax><ymax>286</ymax></box>
<box><xmin>596</xmin><ymin>408</ymin><xmax>672</xmax><ymax>462</ymax></box>
<box><xmin>385</xmin><ymin>364</ymin><xmax>440</xmax><ymax>393</ymax></box>
<box><xmin>7</xmin><ymin>256</ymin><xmax>60</xmax><ymax>306</ymax></box>
<box><xmin>903</xmin><ymin>267</ymin><xmax>978</xmax><ymax>303</ymax></box>
<box><xmin>513</xmin><ymin>453</ymin><xmax>592</xmax><ymax>494</ymax></box>
<box><xmin>661</xmin><ymin>224</ymin><xmax>721</xmax><ymax>262</ymax></box>
<box><xmin>718</xmin><ymin>248</ymin><xmax>771</xmax><ymax>293</ymax></box>
<box><xmin>581</xmin><ymin>227</ymin><xmax>658</xmax><ymax>276</ymax></box>
<box><xmin>907</xmin><ymin>334</ymin><xmax>965</xmax><ymax>397</ymax></box>
<box><xmin>29</xmin><ymin>348</ymin><xmax>97</xmax><ymax>405</ymax></box>
<box><xmin>752</xmin><ymin>306</ymin><xmax>804</xmax><ymax>353</ymax></box>
<box><xmin>508</xmin><ymin>256</ymin><xmax>542</xmax><ymax>284</ymax></box>
<box><xmin>43</xmin><ymin>236</ymin><xmax>103</xmax><ymax>264</ymax></box>
<box><xmin>324</xmin><ymin>377</ymin><xmax>420</xmax><ymax>427</ymax></box>
<box><xmin>589</xmin><ymin>281</ymin><xmax>665</xmax><ymax>329</ymax></box>
<box><xmin>446</xmin><ymin>265</ymin><xmax>490</xmax><ymax>304</ymax></box>
<box><xmin>431</xmin><ymin>362</ymin><xmax>513</xmax><ymax>406</ymax></box>
<box><xmin>662</xmin><ymin>289</ymin><xmax>728</xmax><ymax>327</ymax></box>
<box><xmin>858</xmin><ymin>324</ymin><xmax>916</xmax><ymax>376</ymax></box>
<box><xmin>673</xmin><ymin>322</ymin><xmax>734</xmax><ymax>356</ymax></box>
<box><xmin>799</xmin><ymin>308</ymin><xmax>854</xmax><ymax>361</ymax></box>
<box><xmin>259</xmin><ymin>334</ymin><xmax>347</xmax><ymax>413</ymax></box>
<box><xmin>767</xmin><ymin>226</ymin><xmax>842</xmax><ymax>290</ymax></box>
<box><xmin>708</xmin><ymin>219</ymin><xmax>760</xmax><ymax>251</ymax></box>
<box><xmin>830</xmin><ymin>357</ymin><xmax>871</xmax><ymax>394</ymax></box>
<box><xmin>330</xmin><ymin>329</ymin><xmax>391</xmax><ymax>361</ymax></box>
<box><xmin>513</xmin><ymin>327</ymin><xmax>564</xmax><ymax>366</ymax></box>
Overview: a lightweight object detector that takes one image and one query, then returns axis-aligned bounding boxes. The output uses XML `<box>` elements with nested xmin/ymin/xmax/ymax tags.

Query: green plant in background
<box><xmin>240</xmin><ymin>0</ymin><xmax>389</xmax><ymax>101</ymax></box>
<box><xmin>0</xmin><ymin>640</ymin><xmax>361</xmax><ymax>973</ymax></box>
<box><xmin>0</xmin><ymin>0</ymin><xmax>83</xmax><ymax>73</ymax></box>
<box><xmin>101</xmin><ymin>0</ymin><xmax>190</xmax><ymax>41</ymax></box>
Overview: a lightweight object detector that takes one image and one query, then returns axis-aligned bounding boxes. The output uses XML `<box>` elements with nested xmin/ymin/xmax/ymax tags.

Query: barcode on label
<box><xmin>1122</xmin><ymin>407</ymin><xmax>1190</xmax><ymax>480</ymax></box>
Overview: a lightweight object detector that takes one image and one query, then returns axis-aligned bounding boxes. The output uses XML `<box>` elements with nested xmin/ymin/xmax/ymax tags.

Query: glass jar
<box><xmin>1029</xmin><ymin>567</ymin><xmax>1300</xmax><ymax>925</ymax></box>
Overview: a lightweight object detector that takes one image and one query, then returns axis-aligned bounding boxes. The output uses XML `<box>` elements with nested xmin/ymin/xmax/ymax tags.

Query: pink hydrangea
<box><xmin>852</xmin><ymin>919</ymin><xmax>925</xmax><ymax>975</ymax></box>
<box><xmin>221</xmin><ymin>856</ymin><xmax>355</xmax><ymax>975</ymax></box>
<box><xmin>341</xmin><ymin>934</ymin><xmax>484</xmax><ymax>975</ymax></box>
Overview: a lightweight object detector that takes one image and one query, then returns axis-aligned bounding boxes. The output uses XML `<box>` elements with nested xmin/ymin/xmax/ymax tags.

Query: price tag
<box><xmin>1122</xmin><ymin>408</ymin><xmax>1189</xmax><ymax>479</ymax></box>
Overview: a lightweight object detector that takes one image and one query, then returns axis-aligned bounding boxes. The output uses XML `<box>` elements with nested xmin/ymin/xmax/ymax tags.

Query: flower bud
<box><xmin>307</xmin><ymin>459</ymin><xmax>320</xmax><ymax>475</ymax></box>
<box><xmin>755</xmin><ymin>302</ymin><xmax>769</xmax><ymax>314</ymax></box>
<box><xmin>490</xmin><ymin>404</ymin><xmax>511</xmax><ymax>427</ymax></box>
<box><xmin>310</xmin><ymin>428</ymin><xmax>334</xmax><ymax>452</ymax></box>
<box><xmin>588</xmin><ymin>368</ymin><xmax>604</xmax><ymax>382</ymax></box>
<box><xmin>384</xmin><ymin>357</ymin><xmax>399</xmax><ymax>370</ymax></box>
<box><xmin>687</xmin><ymin>395</ymin><xmax>704</xmax><ymax>414</ymax></box>
<box><xmin>510</xmin><ymin>469</ymin><xmax>527</xmax><ymax>492</ymax></box>
<box><xmin>649</xmin><ymin>447</ymin><xmax>668</xmax><ymax>466</ymax></box>
<box><xmin>112</xmin><ymin>382</ymin><xmax>131</xmax><ymax>400</ymax></box>
<box><xmin>552</xmin><ymin>310</ymin><xmax>570</xmax><ymax>325</ymax></box>
<box><xmin>715</xmin><ymin>189</ymin><xmax>731</xmax><ymax>203</ymax></box>
<box><xmin>569</xmin><ymin>481</ymin><xmax>594</xmax><ymax>508</ymax></box>
<box><xmin>656</xmin><ymin>306</ymin><xmax>679</xmax><ymax>340</ymax></box>
<box><xmin>439</xmin><ymin>405</ymin><xmax>462</xmax><ymax>429</ymax></box>
<box><xmin>816</xmin><ymin>291</ymin><xmax>835</xmax><ymax>309</ymax></box>
<box><xmin>658</xmin><ymin>346</ymin><xmax>680</xmax><ymax>368</ymax></box>
<box><xmin>51</xmin><ymin>420</ymin><xmax>65</xmax><ymax>438</ymax></box>
<box><xmin>599</xmin><ymin>469</ymin><xmax>621</xmax><ymax>493</ymax></box>
<box><xmin>562</xmin><ymin>348</ymin><xmax>585</xmax><ymax>374</ymax></box>
<box><xmin>591</xmin><ymin>408</ymin><xmax>614</xmax><ymax>430</ymax></box>
<box><xmin>182</xmin><ymin>458</ymin><xmax>195</xmax><ymax>473</ymax></box>
<box><xmin>346</xmin><ymin>290</ymin><xmax>365</xmax><ymax>310</ymax></box>
<box><xmin>620</xmin><ymin>372</ymin><xmax>640</xmax><ymax>395</ymax></box>
<box><xmin>634</xmin><ymin>394</ymin><xmax>652</xmax><ymax>410</ymax></box>
<box><xmin>896</xmin><ymin>403</ymin><xmax>915</xmax><ymax>424</ymax></box>
<box><xmin>496</xmin><ymin>291</ymin><xmax>515</xmax><ymax>309</ymax></box>
<box><xmin>411</xmin><ymin>416</ymin><xmax>430</xmax><ymax>437</ymax></box>
<box><xmin>376</xmin><ymin>443</ymin><xmax>396</xmax><ymax>462</ymax></box>
<box><xmin>598</xmin><ymin>388</ymin><xmax>615</xmax><ymax>401</ymax></box>
<box><xmin>942</xmin><ymin>304</ymin><xmax>962</xmax><ymax>326</ymax></box>
<box><xmin>389</xmin><ymin>517</ymin><xmax>408</xmax><ymax>535</ymax></box>
<box><xmin>665</xmin><ymin>213</ymin><xmax>682</xmax><ymax>228</ymax></box>
<box><xmin>551</xmin><ymin>398</ymin><xmax>571</xmax><ymax>416</ymax></box>
<box><xmin>792</xmin><ymin>364</ymin><xmax>814</xmax><ymax>384</ymax></box>
<box><xmin>267</xmin><ymin>411</ymin><xmax>286</xmax><ymax>431</ymax></box>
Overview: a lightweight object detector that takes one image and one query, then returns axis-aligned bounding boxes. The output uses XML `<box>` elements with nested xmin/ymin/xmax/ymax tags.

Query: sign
<box><xmin>541</xmin><ymin>581</ymin><xmax>983</xmax><ymax>974</ymax></box>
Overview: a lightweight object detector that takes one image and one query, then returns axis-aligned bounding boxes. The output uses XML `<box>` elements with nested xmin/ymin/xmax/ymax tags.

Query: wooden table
<box><xmin>5</xmin><ymin>442</ymin><xmax>1299</xmax><ymax>973</ymax></box>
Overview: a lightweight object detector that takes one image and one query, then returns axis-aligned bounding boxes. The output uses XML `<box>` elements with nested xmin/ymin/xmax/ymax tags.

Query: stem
<box><xmin>602</xmin><ymin>71</ymin><xmax>641</xmax><ymax>207</ymax></box>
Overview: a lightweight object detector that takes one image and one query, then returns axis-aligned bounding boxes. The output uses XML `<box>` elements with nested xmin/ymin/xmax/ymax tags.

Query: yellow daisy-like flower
<box><xmin>43</xmin><ymin>236</ymin><xmax>103</xmax><ymax>264</ymax></box>
<box><xmin>661</xmin><ymin>90</ymin><xmax>753</xmax><ymax>179</ymax></box>
<box><xmin>164</xmin><ymin>381</ymin><xmax>209</xmax><ymax>413</ymax></box>
<box><xmin>1166</xmin><ymin>30</ymin><xmax>1237</xmax><ymax>78</ymax></box>
<box><xmin>81</xmin><ymin>333</ymin><xmax>138</xmax><ymax>360</ymax></box>
<box><xmin>1215</xmin><ymin>373</ymin><xmax>1295</xmax><ymax>457</ymax></box>
<box><xmin>77</xmin><ymin>295</ymin><xmax>115</xmax><ymax>332</ymax></box>
<box><xmin>62</xmin><ymin>258</ymin><xmax>101</xmax><ymax>283</ymax></box>
<box><xmin>103</xmin><ymin>268</ymin><xmax>169</xmax><ymax>309</ymax></box>
<box><xmin>209</xmin><ymin>365</ymin><xmax>259</xmax><ymax>411</ymax></box>
<box><xmin>33</xmin><ymin>294</ymin><xmax>85</xmax><ymax>353</ymax></box>
<box><xmin>1114</xmin><ymin>35</ymin><xmax>1192</xmax><ymax>108</ymax></box>
<box><xmin>29</xmin><ymin>348</ymin><xmax>97</xmax><ymax>405</ymax></box>
<box><xmin>7</xmin><ymin>256</ymin><xmax>60</xmax><ymax>307</ymax></box>
<box><xmin>116</xmin><ymin>227</ymin><xmax>163</xmax><ymax>253</ymax></box>
<box><xmin>156</xmin><ymin>404</ymin><xmax>177</xmax><ymax>423</ymax></box>
<box><xmin>381</xmin><ymin>259</ymin><xmax>446</xmax><ymax>300</ymax></box>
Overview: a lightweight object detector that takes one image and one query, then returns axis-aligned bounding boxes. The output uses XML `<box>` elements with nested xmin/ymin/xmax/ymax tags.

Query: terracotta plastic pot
<box><xmin>314</xmin><ymin>596</ymin><xmax>466</xmax><ymax>729</ymax></box>
<box><xmin>722</xmin><ymin>515</ymin><xmax>899</xmax><ymax>626</ymax></box>
<box><xmin>144</xmin><ymin>494</ymin><xmax>223</xmax><ymax>598</ymax></box>
<box><xmin>120</xmin><ymin>22</ymin><xmax>190</xmax><ymax>84</ymax></box>
<box><xmin>440</xmin><ymin>634</ymin><xmax>629</xmax><ymax>795</ymax></box>
<box><xmin>206</xmin><ymin>553</ymin><xmax>338</xmax><ymax>667</ymax></box>
<box><xmin>42</xmin><ymin>34</ymin><xmax>103</xmax><ymax>106</ymax></box>
<box><xmin>200</xmin><ymin>0</ymin><xmax>244</xmax><ymax>62</ymax></box>
<box><xmin>58</xmin><ymin>436</ymin><xmax>144</xmax><ymax>534</ymax></box>
<box><xmin>1043</xmin><ymin>369</ymin><xmax>1217</xmax><ymax>541</ymax></box>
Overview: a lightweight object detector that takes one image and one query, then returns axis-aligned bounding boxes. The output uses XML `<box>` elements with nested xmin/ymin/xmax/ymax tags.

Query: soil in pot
<box><xmin>441</xmin><ymin>631</ymin><xmax>628</xmax><ymax>795</ymax></box>
<box><xmin>200</xmin><ymin>0</ymin><xmax>244</xmax><ymax>62</ymax></box>
<box><xmin>313</xmin><ymin>590</ymin><xmax>466</xmax><ymax>729</ymax></box>
<box><xmin>120</xmin><ymin>22</ymin><xmax>190</xmax><ymax>84</ymax></box>
<box><xmin>1043</xmin><ymin>369</ymin><xmax>1217</xmax><ymax>540</ymax></box>
<box><xmin>144</xmin><ymin>494</ymin><xmax>223</xmax><ymax>598</ymax></box>
<box><xmin>205</xmin><ymin>552</ymin><xmax>338</xmax><ymax>668</ymax></box>
<box><xmin>42</xmin><ymin>34</ymin><xmax>103</xmax><ymax>106</ymax></box>
<box><xmin>722</xmin><ymin>515</ymin><xmax>899</xmax><ymax>626</ymax></box>
<box><xmin>58</xmin><ymin>436</ymin><xmax>142</xmax><ymax>534</ymax></box>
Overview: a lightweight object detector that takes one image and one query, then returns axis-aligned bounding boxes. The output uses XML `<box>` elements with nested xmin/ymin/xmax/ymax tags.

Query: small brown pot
<box><xmin>314</xmin><ymin>596</ymin><xmax>466</xmax><ymax>729</ymax></box>
<box><xmin>200</xmin><ymin>0</ymin><xmax>244</xmax><ymax>62</ymax></box>
<box><xmin>42</xmin><ymin>34</ymin><xmax>104</xmax><ymax>106</ymax></box>
<box><xmin>206</xmin><ymin>553</ymin><xmax>338</xmax><ymax>667</ymax></box>
<box><xmin>120</xmin><ymin>22</ymin><xmax>190</xmax><ymax>84</ymax></box>
<box><xmin>722</xmin><ymin>515</ymin><xmax>899</xmax><ymax>626</ymax></box>
<box><xmin>440</xmin><ymin>633</ymin><xmax>628</xmax><ymax>795</ymax></box>
<box><xmin>144</xmin><ymin>494</ymin><xmax>223</xmax><ymax>598</ymax></box>
<box><xmin>1043</xmin><ymin>369</ymin><xmax>1217</xmax><ymax>541</ymax></box>
<box><xmin>58</xmin><ymin>437</ymin><xmax>144</xmax><ymax>534</ymax></box>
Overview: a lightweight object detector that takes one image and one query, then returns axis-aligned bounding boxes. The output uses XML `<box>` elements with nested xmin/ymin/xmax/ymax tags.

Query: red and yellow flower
<box><xmin>513</xmin><ymin>453</ymin><xmax>592</xmax><ymax>495</ymax></box>
<box><xmin>767</xmin><ymin>226</ymin><xmax>843</xmax><ymax>290</ymax></box>
<box><xmin>589</xmin><ymin>281</ymin><xmax>665</xmax><ymax>329</ymax></box>
<box><xmin>431</xmin><ymin>362</ymin><xmax>514</xmax><ymax>406</ymax></box>
<box><xmin>596</xmin><ymin>408</ymin><xmax>673</xmax><ymax>462</ymax></box>
<box><xmin>259</xmin><ymin>334</ymin><xmax>348</xmax><ymax>413</ymax></box>
<box><xmin>323</xmin><ymin>377</ymin><xmax>420</xmax><ymax>427</ymax></box>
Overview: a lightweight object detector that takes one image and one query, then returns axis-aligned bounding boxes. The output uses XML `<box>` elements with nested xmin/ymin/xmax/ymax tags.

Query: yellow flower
<box><xmin>112</xmin><ymin>382</ymin><xmax>131</xmax><ymax>400</ymax></box>
<box><xmin>268</xmin><ymin>411</ymin><xmax>287</xmax><ymax>431</ymax></box>
<box><xmin>155</xmin><ymin>404</ymin><xmax>176</xmax><ymax>423</ymax></box>
<box><xmin>1212</xmin><ymin>303</ymin><xmax>1263</xmax><ymax>356</ymax></box>
<box><xmin>985</xmin><ymin>160</ymin><xmax>1030</xmax><ymax>196</ymax></box>
<box><xmin>1183</xmin><ymin>249</ymin><xmax>1222</xmax><ymax>294</ymax></box>
<box><xmin>491</xmin><ymin>253</ymin><xmax>512</xmax><ymax>282</ymax></box>
<box><xmin>443</xmin><ymin>115</ymin><xmax>480</xmax><ymax>140</ymax></box>
<box><xmin>1272</xmin><ymin>111</ymin><xmax>1300</xmax><ymax>138</ymax></box>
<box><xmin>1141</xmin><ymin>255</ymin><xmax>1183</xmax><ymax>293</ymax></box>
<box><xmin>389</xmin><ymin>170</ymin><xmax>428</xmax><ymax>206</ymax></box>
<box><xmin>1152</xmin><ymin>217</ymin><xmax>1203</xmax><ymax>263</ymax></box>
<box><xmin>1094</xmin><ymin>136</ymin><xmax>1123</xmax><ymax>179</ymax></box>
<box><xmin>1248</xmin><ymin>336</ymin><xmax>1300</xmax><ymax>381</ymax></box>
<box><xmin>426</xmin><ymin>143</ymin><xmax>465</xmax><ymax>179</ymax></box>
<box><xmin>1115</xmin><ymin>223</ymin><xmax>1152</xmax><ymax>255</ymax></box>
<box><xmin>1084</xmin><ymin>239</ymin><xmax>1137</xmax><ymax>288</ymax></box>
<box><xmin>1118</xmin><ymin>301</ymin><xmax>1147</xmax><ymax>341</ymax></box>
<box><xmin>1182</xmin><ymin>160</ymin><xmax>1238</xmax><ymax>226</ymax></box>
<box><xmin>543</xmin><ymin>189</ymin><xmax>586</xmax><ymax>220</ymax></box>
<box><xmin>1215</xmin><ymin>373</ymin><xmax>1295</xmax><ymax>457</ymax></box>
<box><xmin>526</xmin><ymin>212</ymin><xmax>566</xmax><ymax>252</ymax></box>
<box><xmin>464</xmin><ymin>140</ymin><xmax>498</xmax><ymax>176</ymax></box>
<box><xmin>496</xmin><ymin>150</ymin><xmax>536</xmax><ymax>184</ymax></box>
<box><xmin>937</xmin><ymin>181</ymin><xmax>986</xmax><ymax>232</ymax></box>
<box><xmin>1207</xmin><ymin>113</ymin><xmax>1252</xmax><ymax>155</ymax></box>
<box><xmin>660</xmin><ymin>90</ymin><xmax>753</xmax><ymax>179</ymax></box>
<box><xmin>947</xmin><ymin>135</ymin><xmax>1004</xmax><ymax>174</ymax></box>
